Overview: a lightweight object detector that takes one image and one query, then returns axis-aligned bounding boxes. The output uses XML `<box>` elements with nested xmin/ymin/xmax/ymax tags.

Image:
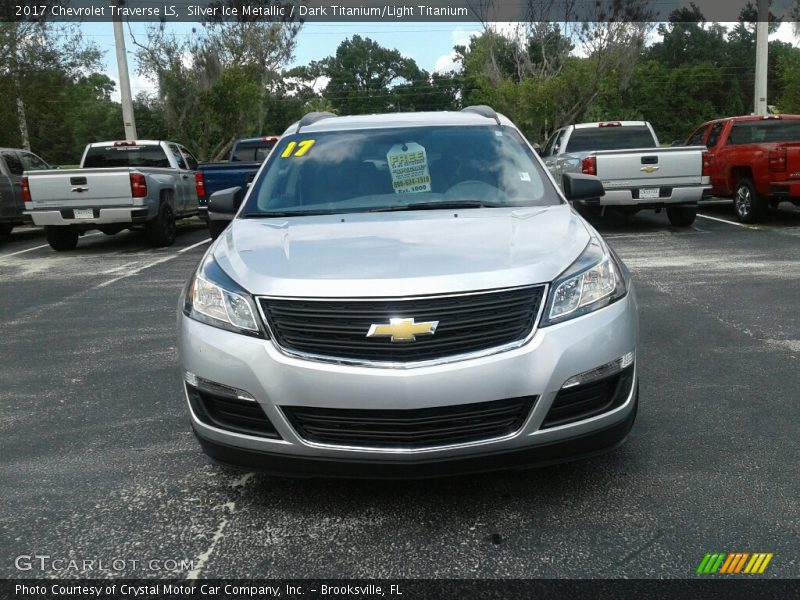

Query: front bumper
<box><xmin>196</xmin><ymin>392</ymin><xmax>637</xmax><ymax>478</ymax></box>
<box><xmin>178</xmin><ymin>290</ymin><xmax>638</xmax><ymax>476</ymax></box>
<box><xmin>26</xmin><ymin>207</ymin><xmax>151</xmax><ymax>226</ymax></box>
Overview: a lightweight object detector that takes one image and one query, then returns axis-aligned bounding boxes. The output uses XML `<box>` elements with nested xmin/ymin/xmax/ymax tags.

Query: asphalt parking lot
<box><xmin>1</xmin><ymin>201</ymin><xmax>798</xmax><ymax>579</ymax></box>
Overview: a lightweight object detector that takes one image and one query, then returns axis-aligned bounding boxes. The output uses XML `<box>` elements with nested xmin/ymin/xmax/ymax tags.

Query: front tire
<box><xmin>145</xmin><ymin>202</ymin><xmax>176</xmax><ymax>247</ymax></box>
<box><xmin>666</xmin><ymin>205</ymin><xmax>697</xmax><ymax>227</ymax></box>
<box><xmin>733</xmin><ymin>178</ymin><xmax>764</xmax><ymax>224</ymax></box>
<box><xmin>44</xmin><ymin>226</ymin><xmax>79</xmax><ymax>251</ymax></box>
<box><xmin>574</xmin><ymin>203</ymin><xmax>602</xmax><ymax>219</ymax></box>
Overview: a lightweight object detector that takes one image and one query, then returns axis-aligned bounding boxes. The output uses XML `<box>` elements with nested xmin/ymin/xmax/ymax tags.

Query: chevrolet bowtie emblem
<box><xmin>640</xmin><ymin>165</ymin><xmax>659</xmax><ymax>173</ymax></box>
<box><xmin>366</xmin><ymin>318</ymin><xmax>439</xmax><ymax>342</ymax></box>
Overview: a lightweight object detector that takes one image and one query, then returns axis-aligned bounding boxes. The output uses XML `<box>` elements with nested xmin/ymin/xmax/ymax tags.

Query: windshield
<box><xmin>565</xmin><ymin>126</ymin><xmax>657</xmax><ymax>153</ymax></box>
<box><xmin>242</xmin><ymin>125</ymin><xmax>558</xmax><ymax>217</ymax></box>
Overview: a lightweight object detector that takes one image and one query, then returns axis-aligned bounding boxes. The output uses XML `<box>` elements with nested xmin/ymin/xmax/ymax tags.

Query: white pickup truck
<box><xmin>540</xmin><ymin>121</ymin><xmax>711</xmax><ymax>226</ymax></box>
<box><xmin>24</xmin><ymin>140</ymin><xmax>201</xmax><ymax>250</ymax></box>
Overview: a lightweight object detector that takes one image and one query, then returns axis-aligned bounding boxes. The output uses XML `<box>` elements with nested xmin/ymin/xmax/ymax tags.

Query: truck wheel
<box><xmin>208</xmin><ymin>220</ymin><xmax>228</xmax><ymax>240</ymax></box>
<box><xmin>145</xmin><ymin>202</ymin><xmax>176</xmax><ymax>247</ymax></box>
<box><xmin>44</xmin><ymin>226</ymin><xmax>79</xmax><ymax>251</ymax></box>
<box><xmin>666</xmin><ymin>206</ymin><xmax>697</xmax><ymax>227</ymax></box>
<box><xmin>0</xmin><ymin>224</ymin><xmax>13</xmax><ymax>236</ymax></box>
<box><xmin>733</xmin><ymin>178</ymin><xmax>764</xmax><ymax>224</ymax></box>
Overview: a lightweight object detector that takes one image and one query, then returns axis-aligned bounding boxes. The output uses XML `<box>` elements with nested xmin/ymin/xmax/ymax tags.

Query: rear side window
<box><xmin>728</xmin><ymin>120</ymin><xmax>800</xmax><ymax>145</ymax></box>
<box><xmin>2</xmin><ymin>152</ymin><xmax>23</xmax><ymax>176</ymax></box>
<box><xmin>231</xmin><ymin>139</ymin><xmax>277</xmax><ymax>162</ymax></box>
<box><xmin>20</xmin><ymin>152</ymin><xmax>49</xmax><ymax>171</ymax></box>
<box><xmin>706</xmin><ymin>123</ymin><xmax>724</xmax><ymax>148</ymax></box>
<box><xmin>541</xmin><ymin>131</ymin><xmax>560</xmax><ymax>157</ymax></box>
<box><xmin>686</xmin><ymin>126</ymin><xmax>708</xmax><ymax>146</ymax></box>
<box><xmin>565</xmin><ymin>126</ymin><xmax>657</xmax><ymax>153</ymax></box>
<box><xmin>180</xmin><ymin>147</ymin><xmax>199</xmax><ymax>170</ymax></box>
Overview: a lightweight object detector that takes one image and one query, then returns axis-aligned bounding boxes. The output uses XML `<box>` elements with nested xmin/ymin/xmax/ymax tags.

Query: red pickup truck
<box><xmin>685</xmin><ymin>115</ymin><xmax>800</xmax><ymax>223</ymax></box>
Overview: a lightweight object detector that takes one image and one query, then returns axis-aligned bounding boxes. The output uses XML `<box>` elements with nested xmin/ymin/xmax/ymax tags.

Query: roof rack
<box><xmin>296</xmin><ymin>112</ymin><xmax>337</xmax><ymax>133</ymax></box>
<box><xmin>461</xmin><ymin>105</ymin><xmax>501</xmax><ymax>126</ymax></box>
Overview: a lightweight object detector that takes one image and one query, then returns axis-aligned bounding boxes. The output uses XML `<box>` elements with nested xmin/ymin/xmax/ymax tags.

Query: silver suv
<box><xmin>178</xmin><ymin>107</ymin><xmax>639</xmax><ymax>477</ymax></box>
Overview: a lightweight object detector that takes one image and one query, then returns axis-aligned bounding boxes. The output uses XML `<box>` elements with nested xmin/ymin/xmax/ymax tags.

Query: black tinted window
<box><xmin>566</xmin><ymin>126</ymin><xmax>657</xmax><ymax>152</ymax></box>
<box><xmin>231</xmin><ymin>139</ymin><xmax>277</xmax><ymax>162</ymax></box>
<box><xmin>83</xmin><ymin>146</ymin><xmax>171</xmax><ymax>168</ymax></box>
<box><xmin>728</xmin><ymin>120</ymin><xmax>800</xmax><ymax>145</ymax></box>
<box><xmin>2</xmin><ymin>152</ymin><xmax>23</xmax><ymax>176</ymax></box>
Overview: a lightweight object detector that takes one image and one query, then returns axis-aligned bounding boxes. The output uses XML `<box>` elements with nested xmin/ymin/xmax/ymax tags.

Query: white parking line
<box><xmin>96</xmin><ymin>255</ymin><xmax>178</xmax><ymax>288</ymax></box>
<box><xmin>1</xmin><ymin>243</ymin><xmax>50</xmax><ymax>258</ymax></box>
<box><xmin>178</xmin><ymin>238</ymin><xmax>212</xmax><ymax>253</ymax></box>
<box><xmin>0</xmin><ymin>232</ymin><xmax>104</xmax><ymax>258</ymax></box>
<box><xmin>697</xmin><ymin>214</ymin><xmax>759</xmax><ymax>230</ymax></box>
<box><xmin>96</xmin><ymin>238</ymin><xmax>211</xmax><ymax>288</ymax></box>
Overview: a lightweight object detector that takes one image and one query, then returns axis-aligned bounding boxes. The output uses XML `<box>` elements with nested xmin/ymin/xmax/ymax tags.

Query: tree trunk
<box><xmin>10</xmin><ymin>24</ymin><xmax>31</xmax><ymax>151</ymax></box>
<box><xmin>15</xmin><ymin>82</ymin><xmax>31</xmax><ymax>151</ymax></box>
<box><xmin>212</xmin><ymin>136</ymin><xmax>236</xmax><ymax>162</ymax></box>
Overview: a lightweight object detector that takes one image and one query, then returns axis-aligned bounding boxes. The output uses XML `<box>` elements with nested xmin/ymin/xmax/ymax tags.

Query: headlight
<box><xmin>541</xmin><ymin>237</ymin><xmax>627</xmax><ymax>326</ymax></box>
<box><xmin>182</xmin><ymin>255</ymin><xmax>264</xmax><ymax>337</ymax></box>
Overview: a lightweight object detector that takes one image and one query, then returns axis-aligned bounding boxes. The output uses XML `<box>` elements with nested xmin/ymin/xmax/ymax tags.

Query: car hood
<box><xmin>212</xmin><ymin>205</ymin><xmax>591</xmax><ymax>297</ymax></box>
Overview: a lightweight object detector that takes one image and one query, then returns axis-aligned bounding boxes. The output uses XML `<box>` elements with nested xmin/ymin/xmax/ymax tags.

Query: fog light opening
<box><xmin>562</xmin><ymin>351</ymin><xmax>634</xmax><ymax>389</ymax></box>
<box><xmin>184</xmin><ymin>372</ymin><xmax>256</xmax><ymax>402</ymax></box>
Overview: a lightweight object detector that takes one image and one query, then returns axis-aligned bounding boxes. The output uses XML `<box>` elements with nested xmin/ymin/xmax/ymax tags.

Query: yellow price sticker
<box><xmin>280</xmin><ymin>139</ymin><xmax>316</xmax><ymax>158</ymax></box>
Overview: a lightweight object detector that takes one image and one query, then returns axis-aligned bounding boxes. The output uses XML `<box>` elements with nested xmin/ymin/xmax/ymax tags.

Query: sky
<box><xmin>80</xmin><ymin>21</ymin><xmax>481</xmax><ymax>101</ymax></box>
<box><xmin>76</xmin><ymin>21</ymin><xmax>799</xmax><ymax>103</ymax></box>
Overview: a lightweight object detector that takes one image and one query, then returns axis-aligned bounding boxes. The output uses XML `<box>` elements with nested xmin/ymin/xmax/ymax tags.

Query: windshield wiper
<box><xmin>366</xmin><ymin>200</ymin><xmax>504</xmax><ymax>212</ymax></box>
<box><xmin>242</xmin><ymin>210</ymin><xmax>335</xmax><ymax>218</ymax></box>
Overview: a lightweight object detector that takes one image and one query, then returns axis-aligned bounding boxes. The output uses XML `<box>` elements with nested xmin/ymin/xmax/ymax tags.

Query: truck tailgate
<box><xmin>594</xmin><ymin>146</ymin><xmax>705</xmax><ymax>187</ymax></box>
<box><xmin>199</xmin><ymin>162</ymin><xmax>261</xmax><ymax>193</ymax></box>
<box><xmin>27</xmin><ymin>168</ymin><xmax>134</xmax><ymax>209</ymax></box>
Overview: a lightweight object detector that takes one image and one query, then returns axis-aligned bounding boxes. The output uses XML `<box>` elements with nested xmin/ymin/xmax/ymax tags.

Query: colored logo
<box><xmin>697</xmin><ymin>552</ymin><xmax>773</xmax><ymax>574</ymax></box>
<box><xmin>366</xmin><ymin>318</ymin><xmax>439</xmax><ymax>342</ymax></box>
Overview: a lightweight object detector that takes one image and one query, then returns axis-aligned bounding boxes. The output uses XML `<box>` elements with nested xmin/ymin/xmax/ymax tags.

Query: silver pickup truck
<box><xmin>24</xmin><ymin>140</ymin><xmax>200</xmax><ymax>250</ymax></box>
<box><xmin>541</xmin><ymin>121</ymin><xmax>710</xmax><ymax>226</ymax></box>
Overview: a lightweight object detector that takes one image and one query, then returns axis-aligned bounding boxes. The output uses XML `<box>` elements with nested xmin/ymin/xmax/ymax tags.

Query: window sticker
<box><xmin>280</xmin><ymin>139</ymin><xmax>316</xmax><ymax>158</ymax></box>
<box><xmin>386</xmin><ymin>142</ymin><xmax>431</xmax><ymax>194</ymax></box>
<box><xmin>519</xmin><ymin>172</ymin><xmax>531</xmax><ymax>182</ymax></box>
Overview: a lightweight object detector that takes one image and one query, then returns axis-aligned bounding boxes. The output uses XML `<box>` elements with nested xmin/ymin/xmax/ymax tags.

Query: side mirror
<box><xmin>208</xmin><ymin>186</ymin><xmax>243</xmax><ymax>221</ymax></box>
<box><xmin>562</xmin><ymin>173</ymin><xmax>605</xmax><ymax>202</ymax></box>
<box><xmin>671</xmin><ymin>140</ymin><xmax>684</xmax><ymax>147</ymax></box>
<box><xmin>530</xmin><ymin>142</ymin><xmax>541</xmax><ymax>155</ymax></box>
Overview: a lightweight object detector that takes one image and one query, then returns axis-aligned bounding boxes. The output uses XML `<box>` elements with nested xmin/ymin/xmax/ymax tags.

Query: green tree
<box><xmin>316</xmin><ymin>35</ymin><xmax>425</xmax><ymax>114</ymax></box>
<box><xmin>133</xmin><ymin>16</ymin><xmax>300</xmax><ymax>159</ymax></box>
<box><xmin>0</xmin><ymin>22</ymin><xmax>101</xmax><ymax>153</ymax></box>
